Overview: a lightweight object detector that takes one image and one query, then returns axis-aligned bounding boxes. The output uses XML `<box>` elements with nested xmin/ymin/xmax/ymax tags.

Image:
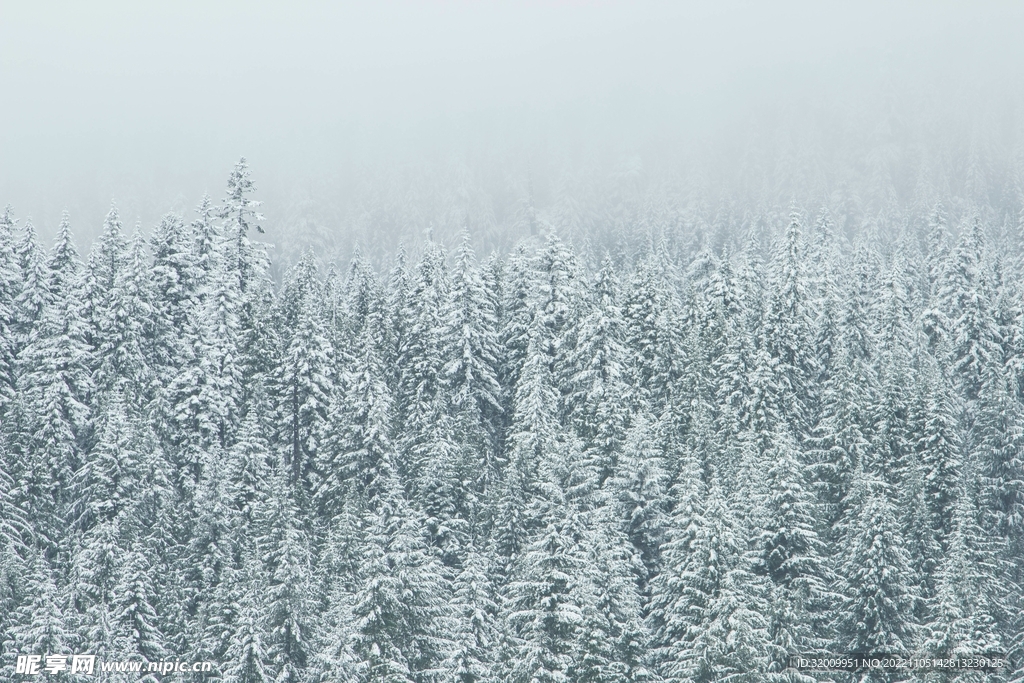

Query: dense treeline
<box><xmin>1</xmin><ymin>159</ymin><xmax>1022</xmax><ymax>682</ymax></box>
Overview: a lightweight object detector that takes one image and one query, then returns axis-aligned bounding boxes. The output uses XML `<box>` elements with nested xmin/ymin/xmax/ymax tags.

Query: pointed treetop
<box><xmin>221</xmin><ymin>157</ymin><xmax>265</xmax><ymax>234</ymax></box>
<box><xmin>49</xmin><ymin>211</ymin><xmax>82</xmax><ymax>277</ymax></box>
<box><xmin>103</xmin><ymin>202</ymin><xmax>123</xmax><ymax>235</ymax></box>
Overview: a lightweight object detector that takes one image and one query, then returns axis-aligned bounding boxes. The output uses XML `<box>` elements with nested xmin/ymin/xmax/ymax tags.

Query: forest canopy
<box><xmin>1</xmin><ymin>154</ymin><xmax>1023</xmax><ymax>681</ymax></box>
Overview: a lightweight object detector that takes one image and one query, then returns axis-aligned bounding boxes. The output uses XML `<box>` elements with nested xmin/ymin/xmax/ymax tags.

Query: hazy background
<box><xmin>2</xmin><ymin>1</ymin><xmax>1023</xmax><ymax>268</ymax></box>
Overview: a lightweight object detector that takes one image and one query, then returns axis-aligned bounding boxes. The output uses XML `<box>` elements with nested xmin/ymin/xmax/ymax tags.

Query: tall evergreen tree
<box><xmin>835</xmin><ymin>472</ymin><xmax>918</xmax><ymax>655</ymax></box>
<box><xmin>274</xmin><ymin>253</ymin><xmax>334</xmax><ymax>491</ymax></box>
<box><xmin>444</xmin><ymin>233</ymin><xmax>503</xmax><ymax>490</ymax></box>
<box><xmin>0</xmin><ymin>205</ymin><xmax>19</xmax><ymax>414</ymax></box>
<box><xmin>218</xmin><ymin>158</ymin><xmax>266</xmax><ymax>294</ymax></box>
<box><xmin>350</xmin><ymin>477</ymin><xmax>451</xmax><ymax>683</ymax></box>
<box><xmin>316</xmin><ymin>309</ymin><xmax>396</xmax><ymax>518</ymax></box>
<box><xmin>447</xmin><ymin>546</ymin><xmax>499</xmax><ymax>683</ymax></box>
<box><xmin>259</xmin><ymin>467</ymin><xmax>313</xmax><ymax>683</ymax></box>
<box><xmin>13</xmin><ymin>213</ymin><xmax>93</xmax><ymax>552</ymax></box>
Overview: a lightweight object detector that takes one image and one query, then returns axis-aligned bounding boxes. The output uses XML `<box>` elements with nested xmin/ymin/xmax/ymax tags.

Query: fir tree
<box><xmin>3</xmin><ymin>553</ymin><xmax>75</xmax><ymax>676</ymax></box>
<box><xmin>113</xmin><ymin>549</ymin><xmax>167</xmax><ymax>663</ymax></box>
<box><xmin>12</xmin><ymin>218</ymin><xmax>47</xmax><ymax>345</ymax></box>
<box><xmin>922</xmin><ymin>481</ymin><xmax>1006</xmax><ymax>663</ymax></box>
<box><xmin>274</xmin><ymin>253</ymin><xmax>334</xmax><ymax>491</ymax></box>
<box><xmin>13</xmin><ymin>212</ymin><xmax>93</xmax><ymax>551</ymax></box>
<box><xmin>501</xmin><ymin>478</ymin><xmax>587</xmax><ymax>683</ymax></box>
<box><xmin>566</xmin><ymin>255</ymin><xmax>631</xmax><ymax>483</ymax></box>
<box><xmin>761</xmin><ymin>212</ymin><xmax>816</xmax><ymax>434</ymax></box>
<box><xmin>218</xmin><ymin>158</ymin><xmax>266</xmax><ymax>294</ymax></box>
<box><xmin>351</xmin><ymin>477</ymin><xmax>451</xmax><ymax>683</ymax></box>
<box><xmin>447</xmin><ymin>546</ymin><xmax>499</xmax><ymax>683</ymax></box>
<box><xmin>316</xmin><ymin>309</ymin><xmax>396</xmax><ymax>518</ymax></box>
<box><xmin>222</xmin><ymin>576</ymin><xmax>272</xmax><ymax>683</ymax></box>
<box><xmin>0</xmin><ymin>205</ymin><xmax>19</xmax><ymax>414</ymax></box>
<box><xmin>835</xmin><ymin>472</ymin><xmax>918</xmax><ymax>655</ymax></box>
<box><xmin>444</xmin><ymin>232</ymin><xmax>504</xmax><ymax>486</ymax></box>
<box><xmin>259</xmin><ymin>467</ymin><xmax>313</xmax><ymax>683</ymax></box>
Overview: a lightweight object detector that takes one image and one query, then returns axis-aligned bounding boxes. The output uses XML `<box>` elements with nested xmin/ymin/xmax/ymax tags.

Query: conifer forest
<box><xmin>0</xmin><ymin>148</ymin><xmax>1023</xmax><ymax>683</ymax></box>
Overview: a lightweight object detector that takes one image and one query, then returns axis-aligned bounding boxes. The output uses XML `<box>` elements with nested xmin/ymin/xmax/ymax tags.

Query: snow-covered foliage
<box><xmin>1</xmin><ymin>160</ymin><xmax>1022</xmax><ymax>682</ymax></box>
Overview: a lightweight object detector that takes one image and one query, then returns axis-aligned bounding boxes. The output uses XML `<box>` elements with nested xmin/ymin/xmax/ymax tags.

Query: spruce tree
<box><xmin>316</xmin><ymin>309</ymin><xmax>396</xmax><ymax>518</ymax></box>
<box><xmin>14</xmin><ymin>213</ymin><xmax>93</xmax><ymax>552</ymax></box>
<box><xmin>922</xmin><ymin>481</ymin><xmax>1006</xmax><ymax>663</ymax></box>
<box><xmin>501</xmin><ymin>479</ymin><xmax>587</xmax><ymax>683</ymax></box>
<box><xmin>351</xmin><ymin>477</ymin><xmax>451</xmax><ymax>683</ymax></box>
<box><xmin>0</xmin><ymin>205</ymin><xmax>19</xmax><ymax>414</ymax></box>
<box><xmin>274</xmin><ymin>253</ymin><xmax>334</xmax><ymax>491</ymax></box>
<box><xmin>835</xmin><ymin>472</ymin><xmax>918</xmax><ymax>655</ymax></box>
<box><xmin>761</xmin><ymin>212</ymin><xmax>816</xmax><ymax>434</ymax></box>
<box><xmin>218</xmin><ymin>158</ymin><xmax>266</xmax><ymax>294</ymax></box>
<box><xmin>3</xmin><ymin>553</ymin><xmax>75</xmax><ymax>676</ymax></box>
<box><xmin>444</xmin><ymin>232</ymin><xmax>504</xmax><ymax>487</ymax></box>
<box><xmin>113</xmin><ymin>549</ymin><xmax>168</xmax><ymax>663</ymax></box>
<box><xmin>566</xmin><ymin>255</ymin><xmax>631</xmax><ymax>484</ymax></box>
<box><xmin>447</xmin><ymin>546</ymin><xmax>499</xmax><ymax>683</ymax></box>
<box><xmin>259</xmin><ymin>466</ymin><xmax>313</xmax><ymax>683</ymax></box>
<box><xmin>222</xmin><ymin>576</ymin><xmax>272</xmax><ymax>683</ymax></box>
<box><xmin>12</xmin><ymin>217</ymin><xmax>47</xmax><ymax>346</ymax></box>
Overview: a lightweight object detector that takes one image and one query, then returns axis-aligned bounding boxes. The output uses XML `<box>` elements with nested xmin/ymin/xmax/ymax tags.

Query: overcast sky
<box><xmin>1</xmin><ymin>1</ymin><xmax>1022</xmax><ymax>243</ymax></box>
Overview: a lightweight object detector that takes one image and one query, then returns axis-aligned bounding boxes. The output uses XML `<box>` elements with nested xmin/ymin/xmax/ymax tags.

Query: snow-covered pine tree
<box><xmin>186</xmin><ymin>447</ymin><xmax>240</xmax><ymax>668</ymax></box>
<box><xmin>225</xmin><ymin>408</ymin><xmax>272</xmax><ymax>537</ymax></box>
<box><xmin>2</xmin><ymin>552</ymin><xmax>75</xmax><ymax>678</ymax></box>
<box><xmin>922</xmin><ymin>477</ymin><xmax>1006</xmax><ymax>665</ymax></box>
<box><xmin>190</xmin><ymin>194</ymin><xmax>219</xmax><ymax>300</ymax></box>
<box><xmin>169</xmin><ymin>237</ymin><xmax>244</xmax><ymax>453</ymax></box>
<box><xmin>70</xmin><ymin>516</ymin><xmax>122</xmax><ymax>666</ymax></box>
<box><xmin>259</xmin><ymin>465</ymin><xmax>313</xmax><ymax>683</ymax></box>
<box><xmin>0</xmin><ymin>433</ymin><xmax>30</xmax><ymax>672</ymax></box>
<box><xmin>942</xmin><ymin>218</ymin><xmax>1000</xmax><ymax>402</ymax></box>
<box><xmin>315</xmin><ymin>307</ymin><xmax>397</xmax><ymax>519</ymax></box>
<box><xmin>396</xmin><ymin>240</ymin><xmax>451</xmax><ymax>490</ymax></box>
<box><xmin>624</xmin><ymin>256</ymin><xmax>673</xmax><ymax>416</ymax></box>
<box><xmin>974</xmin><ymin>359</ymin><xmax>1024</xmax><ymax>543</ymax></box>
<box><xmin>443</xmin><ymin>232</ymin><xmax>504</xmax><ymax>492</ymax></box>
<box><xmin>910</xmin><ymin>352</ymin><xmax>963</xmax><ymax>539</ymax></box>
<box><xmin>150</xmin><ymin>212</ymin><xmax>198</xmax><ymax>345</ymax></box>
<box><xmin>534</xmin><ymin>232</ymin><xmax>585</xmax><ymax>410</ymax></box>
<box><xmin>497</xmin><ymin>246</ymin><xmax>534</xmax><ymax>416</ymax></box>
<box><xmin>446</xmin><ymin>545</ymin><xmax>499</xmax><ymax>683</ymax></box>
<box><xmin>754</xmin><ymin>425</ymin><xmax>832</xmax><ymax>673</ymax></box>
<box><xmin>82</xmin><ymin>204</ymin><xmax>128</xmax><ymax>357</ymax></box>
<box><xmin>222</xmin><ymin>572</ymin><xmax>272</xmax><ymax>683</ymax></box>
<box><xmin>873</xmin><ymin>256</ymin><xmax>916</xmax><ymax>486</ymax></box>
<box><xmin>12</xmin><ymin>212</ymin><xmax>93</xmax><ymax>553</ymax></box>
<box><xmin>112</xmin><ymin>548</ymin><xmax>168</xmax><ymax>667</ymax></box>
<box><xmin>607</xmin><ymin>412</ymin><xmax>669</xmax><ymax>587</ymax></box>
<box><xmin>218</xmin><ymin>158</ymin><xmax>266</xmax><ymax>295</ymax></box>
<box><xmin>12</xmin><ymin>217</ymin><xmax>47</xmax><ymax>347</ymax></box>
<box><xmin>565</xmin><ymin>255</ymin><xmax>631</xmax><ymax>484</ymax></box>
<box><xmin>807</xmin><ymin>255</ymin><xmax>879</xmax><ymax>535</ymax></box>
<box><xmin>500</xmin><ymin>477</ymin><xmax>587</xmax><ymax>683</ymax></box>
<box><xmin>761</xmin><ymin>211</ymin><xmax>816</xmax><ymax>436</ymax></box>
<box><xmin>834</xmin><ymin>471</ymin><xmax>918</xmax><ymax>656</ymax></box>
<box><xmin>274</xmin><ymin>252</ymin><xmax>334</xmax><ymax>492</ymax></box>
<box><xmin>350</xmin><ymin>475</ymin><xmax>451</xmax><ymax>683</ymax></box>
<box><xmin>648</xmin><ymin>475</ymin><xmax>771</xmax><ymax>683</ymax></box>
<box><xmin>570</xmin><ymin>516</ymin><xmax>655</xmax><ymax>683</ymax></box>
<box><xmin>491</xmin><ymin>316</ymin><xmax>561</xmax><ymax>575</ymax></box>
<box><xmin>69</xmin><ymin>390</ymin><xmax>141</xmax><ymax>532</ymax></box>
<box><xmin>93</xmin><ymin>229</ymin><xmax>155</xmax><ymax>405</ymax></box>
<box><xmin>415</xmin><ymin>411</ymin><xmax>476</xmax><ymax>565</ymax></box>
<box><xmin>0</xmin><ymin>205</ymin><xmax>19</xmax><ymax>414</ymax></box>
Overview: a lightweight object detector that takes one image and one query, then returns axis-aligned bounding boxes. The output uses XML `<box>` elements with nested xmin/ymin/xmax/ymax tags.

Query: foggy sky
<box><xmin>1</xmin><ymin>1</ymin><xmax>1022</xmax><ymax>246</ymax></box>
